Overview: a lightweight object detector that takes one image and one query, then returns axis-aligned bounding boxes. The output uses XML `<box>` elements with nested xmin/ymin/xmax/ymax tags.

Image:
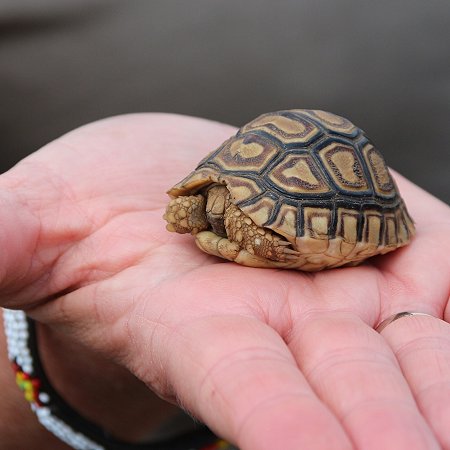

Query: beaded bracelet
<box><xmin>2</xmin><ymin>309</ymin><xmax>235</xmax><ymax>450</ymax></box>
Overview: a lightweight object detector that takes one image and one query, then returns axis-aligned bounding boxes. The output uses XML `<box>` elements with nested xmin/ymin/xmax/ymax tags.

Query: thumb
<box><xmin>0</xmin><ymin>179</ymin><xmax>40</xmax><ymax>307</ymax></box>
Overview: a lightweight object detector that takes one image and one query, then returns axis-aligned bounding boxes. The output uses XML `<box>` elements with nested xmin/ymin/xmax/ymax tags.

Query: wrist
<box><xmin>36</xmin><ymin>320</ymin><xmax>183</xmax><ymax>443</ymax></box>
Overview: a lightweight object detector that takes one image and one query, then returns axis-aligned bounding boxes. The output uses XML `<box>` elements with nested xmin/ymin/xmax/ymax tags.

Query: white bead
<box><xmin>39</xmin><ymin>392</ymin><xmax>50</xmax><ymax>404</ymax></box>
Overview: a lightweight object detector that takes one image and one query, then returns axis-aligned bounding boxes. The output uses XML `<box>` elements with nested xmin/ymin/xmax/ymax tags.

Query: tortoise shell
<box><xmin>168</xmin><ymin>109</ymin><xmax>414</xmax><ymax>270</ymax></box>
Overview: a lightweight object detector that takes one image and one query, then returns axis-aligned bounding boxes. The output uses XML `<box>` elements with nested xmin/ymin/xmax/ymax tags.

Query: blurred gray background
<box><xmin>1</xmin><ymin>0</ymin><xmax>449</xmax><ymax>202</ymax></box>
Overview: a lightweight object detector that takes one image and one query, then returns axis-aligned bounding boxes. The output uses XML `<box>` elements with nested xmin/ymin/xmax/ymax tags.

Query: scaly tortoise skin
<box><xmin>164</xmin><ymin>109</ymin><xmax>415</xmax><ymax>271</ymax></box>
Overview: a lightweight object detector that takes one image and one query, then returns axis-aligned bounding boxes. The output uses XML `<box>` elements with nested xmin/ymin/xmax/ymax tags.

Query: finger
<box><xmin>391</xmin><ymin>170</ymin><xmax>450</xmax><ymax>224</ymax></box>
<box><xmin>289</xmin><ymin>311</ymin><xmax>441</xmax><ymax>450</ymax></box>
<box><xmin>379</xmin><ymin>314</ymin><xmax>450</xmax><ymax>449</ymax></box>
<box><xmin>152</xmin><ymin>315</ymin><xmax>353</xmax><ymax>450</ymax></box>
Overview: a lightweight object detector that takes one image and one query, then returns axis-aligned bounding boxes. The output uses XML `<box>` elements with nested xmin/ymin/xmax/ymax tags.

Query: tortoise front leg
<box><xmin>164</xmin><ymin>195</ymin><xmax>209</xmax><ymax>234</ymax></box>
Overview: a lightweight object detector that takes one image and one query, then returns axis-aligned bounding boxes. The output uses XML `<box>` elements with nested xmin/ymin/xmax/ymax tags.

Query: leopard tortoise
<box><xmin>164</xmin><ymin>109</ymin><xmax>414</xmax><ymax>271</ymax></box>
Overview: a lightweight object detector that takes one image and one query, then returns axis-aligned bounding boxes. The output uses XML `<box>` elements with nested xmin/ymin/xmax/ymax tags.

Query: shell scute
<box><xmin>240</xmin><ymin>111</ymin><xmax>322</xmax><ymax>144</ymax></box>
<box><xmin>267</xmin><ymin>154</ymin><xmax>331</xmax><ymax>195</ymax></box>
<box><xmin>362</xmin><ymin>144</ymin><xmax>396</xmax><ymax>197</ymax></box>
<box><xmin>301</xmin><ymin>110</ymin><xmax>358</xmax><ymax>137</ymax></box>
<box><xmin>212</xmin><ymin>132</ymin><xmax>280</xmax><ymax>172</ymax></box>
<box><xmin>317</xmin><ymin>142</ymin><xmax>370</xmax><ymax>193</ymax></box>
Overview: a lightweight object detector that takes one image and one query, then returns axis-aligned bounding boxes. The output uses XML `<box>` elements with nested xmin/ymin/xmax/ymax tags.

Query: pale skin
<box><xmin>0</xmin><ymin>113</ymin><xmax>449</xmax><ymax>450</ymax></box>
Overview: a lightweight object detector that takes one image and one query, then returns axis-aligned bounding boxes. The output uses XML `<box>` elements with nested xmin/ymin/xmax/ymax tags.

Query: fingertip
<box><xmin>58</xmin><ymin>112</ymin><xmax>237</xmax><ymax>149</ymax></box>
<box><xmin>390</xmin><ymin>170</ymin><xmax>450</xmax><ymax>222</ymax></box>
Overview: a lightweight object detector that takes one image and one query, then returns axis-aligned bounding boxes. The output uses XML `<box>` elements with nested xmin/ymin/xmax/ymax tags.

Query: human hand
<box><xmin>1</xmin><ymin>114</ymin><xmax>449</xmax><ymax>449</ymax></box>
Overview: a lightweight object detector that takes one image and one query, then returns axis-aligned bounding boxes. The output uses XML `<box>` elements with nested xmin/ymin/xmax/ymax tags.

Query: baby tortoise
<box><xmin>164</xmin><ymin>110</ymin><xmax>414</xmax><ymax>271</ymax></box>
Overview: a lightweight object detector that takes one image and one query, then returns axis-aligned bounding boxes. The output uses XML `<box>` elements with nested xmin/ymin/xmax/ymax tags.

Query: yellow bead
<box><xmin>24</xmin><ymin>390</ymin><xmax>35</xmax><ymax>403</ymax></box>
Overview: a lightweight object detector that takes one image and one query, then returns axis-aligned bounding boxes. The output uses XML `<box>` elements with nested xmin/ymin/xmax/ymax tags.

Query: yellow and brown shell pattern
<box><xmin>169</xmin><ymin>110</ymin><xmax>415</xmax><ymax>270</ymax></box>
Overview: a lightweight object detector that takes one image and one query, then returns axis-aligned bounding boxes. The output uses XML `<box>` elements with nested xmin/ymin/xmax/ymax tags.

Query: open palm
<box><xmin>1</xmin><ymin>114</ymin><xmax>449</xmax><ymax>450</ymax></box>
